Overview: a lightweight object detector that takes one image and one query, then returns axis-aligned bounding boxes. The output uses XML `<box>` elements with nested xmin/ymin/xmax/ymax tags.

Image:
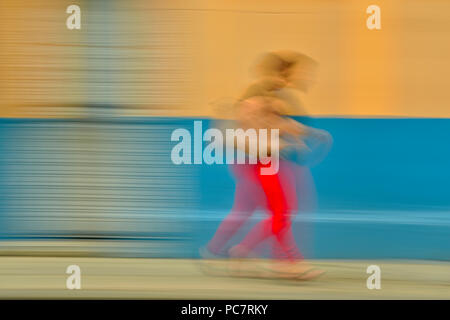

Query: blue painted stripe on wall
<box><xmin>0</xmin><ymin>117</ymin><xmax>449</xmax><ymax>259</ymax></box>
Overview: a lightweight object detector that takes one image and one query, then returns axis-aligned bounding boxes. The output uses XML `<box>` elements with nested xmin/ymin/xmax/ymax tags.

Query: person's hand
<box><xmin>280</xmin><ymin>137</ymin><xmax>310</xmax><ymax>152</ymax></box>
<box><xmin>282</xmin><ymin>118</ymin><xmax>309</xmax><ymax>137</ymax></box>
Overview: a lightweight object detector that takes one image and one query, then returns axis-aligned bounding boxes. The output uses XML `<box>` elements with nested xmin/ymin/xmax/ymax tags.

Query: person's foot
<box><xmin>264</xmin><ymin>260</ymin><xmax>325</xmax><ymax>280</ymax></box>
<box><xmin>198</xmin><ymin>246</ymin><xmax>230</xmax><ymax>276</ymax></box>
<box><xmin>228</xmin><ymin>244</ymin><xmax>249</xmax><ymax>259</ymax></box>
<box><xmin>297</xmin><ymin>267</ymin><xmax>326</xmax><ymax>280</ymax></box>
<box><xmin>199</xmin><ymin>246</ymin><xmax>222</xmax><ymax>259</ymax></box>
<box><xmin>227</xmin><ymin>245</ymin><xmax>265</xmax><ymax>277</ymax></box>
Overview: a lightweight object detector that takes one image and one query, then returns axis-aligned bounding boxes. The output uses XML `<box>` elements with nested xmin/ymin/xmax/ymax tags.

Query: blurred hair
<box><xmin>252</xmin><ymin>50</ymin><xmax>318</xmax><ymax>80</ymax></box>
<box><xmin>221</xmin><ymin>51</ymin><xmax>317</xmax><ymax>117</ymax></box>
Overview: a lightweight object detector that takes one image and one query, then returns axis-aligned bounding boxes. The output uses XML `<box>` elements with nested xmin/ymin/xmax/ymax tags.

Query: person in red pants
<box><xmin>203</xmin><ymin>95</ymin><xmax>324</xmax><ymax>279</ymax></box>
<box><xmin>201</xmin><ymin>51</ymin><xmax>326</xmax><ymax>279</ymax></box>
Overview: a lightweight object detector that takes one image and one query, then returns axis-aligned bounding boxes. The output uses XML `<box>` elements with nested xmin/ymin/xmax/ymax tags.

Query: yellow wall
<box><xmin>0</xmin><ymin>1</ymin><xmax>85</xmax><ymax>117</ymax></box>
<box><xmin>1</xmin><ymin>0</ymin><xmax>450</xmax><ymax>118</ymax></box>
<box><xmin>189</xmin><ymin>0</ymin><xmax>450</xmax><ymax>118</ymax></box>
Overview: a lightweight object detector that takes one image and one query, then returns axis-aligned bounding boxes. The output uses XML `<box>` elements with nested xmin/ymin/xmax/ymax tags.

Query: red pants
<box><xmin>208</xmin><ymin>160</ymin><xmax>304</xmax><ymax>261</ymax></box>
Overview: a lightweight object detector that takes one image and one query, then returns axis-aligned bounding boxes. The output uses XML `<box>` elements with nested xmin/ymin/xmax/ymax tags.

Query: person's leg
<box><xmin>207</xmin><ymin>181</ymin><xmax>257</xmax><ymax>255</ymax></box>
<box><xmin>271</xmin><ymin>161</ymin><xmax>301</xmax><ymax>260</ymax></box>
<box><xmin>230</xmin><ymin>161</ymin><xmax>303</xmax><ymax>261</ymax></box>
<box><xmin>267</xmin><ymin>162</ymin><xmax>324</xmax><ymax>278</ymax></box>
<box><xmin>271</xmin><ymin>223</ymin><xmax>304</xmax><ymax>260</ymax></box>
<box><xmin>206</xmin><ymin>164</ymin><xmax>263</xmax><ymax>255</ymax></box>
<box><xmin>272</xmin><ymin>218</ymin><xmax>304</xmax><ymax>261</ymax></box>
<box><xmin>230</xmin><ymin>218</ymin><xmax>272</xmax><ymax>257</ymax></box>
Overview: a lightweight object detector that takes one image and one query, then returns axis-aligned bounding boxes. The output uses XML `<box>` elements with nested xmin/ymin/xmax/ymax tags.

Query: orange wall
<box><xmin>1</xmin><ymin>0</ymin><xmax>449</xmax><ymax>118</ymax></box>
<box><xmin>189</xmin><ymin>0</ymin><xmax>450</xmax><ymax>118</ymax></box>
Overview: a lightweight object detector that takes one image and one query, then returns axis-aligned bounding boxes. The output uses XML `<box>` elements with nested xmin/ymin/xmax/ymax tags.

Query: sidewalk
<box><xmin>0</xmin><ymin>256</ymin><xmax>448</xmax><ymax>299</ymax></box>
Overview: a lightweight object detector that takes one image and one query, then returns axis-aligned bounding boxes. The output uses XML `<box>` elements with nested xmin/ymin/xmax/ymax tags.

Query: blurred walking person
<box><xmin>201</xmin><ymin>51</ymin><xmax>332</xmax><ymax>279</ymax></box>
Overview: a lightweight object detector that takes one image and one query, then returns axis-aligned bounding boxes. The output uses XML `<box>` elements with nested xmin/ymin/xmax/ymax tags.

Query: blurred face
<box><xmin>285</xmin><ymin>63</ymin><xmax>318</xmax><ymax>92</ymax></box>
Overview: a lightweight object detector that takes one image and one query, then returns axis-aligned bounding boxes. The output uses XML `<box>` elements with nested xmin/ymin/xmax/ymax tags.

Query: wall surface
<box><xmin>1</xmin><ymin>117</ymin><xmax>449</xmax><ymax>260</ymax></box>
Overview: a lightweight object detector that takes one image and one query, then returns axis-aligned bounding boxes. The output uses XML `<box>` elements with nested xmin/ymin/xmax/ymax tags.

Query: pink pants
<box><xmin>207</xmin><ymin>160</ymin><xmax>311</xmax><ymax>261</ymax></box>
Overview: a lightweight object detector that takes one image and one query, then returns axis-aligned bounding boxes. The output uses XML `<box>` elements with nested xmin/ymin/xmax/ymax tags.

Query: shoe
<box><xmin>199</xmin><ymin>246</ymin><xmax>222</xmax><ymax>259</ymax></box>
<box><xmin>264</xmin><ymin>260</ymin><xmax>326</xmax><ymax>280</ymax></box>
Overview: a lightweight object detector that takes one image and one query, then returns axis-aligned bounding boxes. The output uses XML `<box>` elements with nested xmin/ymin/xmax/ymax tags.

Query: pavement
<box><xmin>0</xmin><ymin>256</ymin><xmax>448</xmax><ymax>299</ymax></box>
